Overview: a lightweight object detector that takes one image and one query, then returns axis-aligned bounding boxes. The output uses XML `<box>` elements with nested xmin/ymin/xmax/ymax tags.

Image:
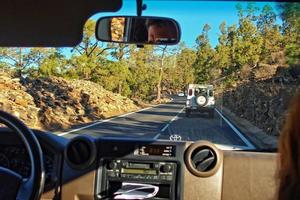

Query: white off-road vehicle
<box><xmin>185</xmin><ymin>84</ymin><xmax>215</xmax><ymax>118</ymax></box>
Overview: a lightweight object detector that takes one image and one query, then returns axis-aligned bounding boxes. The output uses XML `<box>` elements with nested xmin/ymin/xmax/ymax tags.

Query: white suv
<box><xmin>185</xmin><ymin>84</ymin><xmax>215</xmax><ymax>118</ymax></box>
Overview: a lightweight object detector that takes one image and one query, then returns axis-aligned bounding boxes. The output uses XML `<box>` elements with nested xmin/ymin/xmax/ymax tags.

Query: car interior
<box><xmin>0</xmin><ymin>0</ymin><xmax>288</xmax><ymax>199</ymax></box>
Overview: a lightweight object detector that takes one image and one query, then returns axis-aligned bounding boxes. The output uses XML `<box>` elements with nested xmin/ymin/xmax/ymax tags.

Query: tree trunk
<box><xmin>118</xmin><ymin>81</ymin><xmax>122</xmax><ymax>94</ymax></box>
<box><xmin>156</xmin><ymin>67</ymin><xmax>163</xmax><ymax>100</ymax></box>
<box><xmin>16</xmin><ymin>48</ymin><xmax>23</xmax><ymax>77</ymax></box>
<box><xmin>156</xmin><ymin>46</ymin><xmax>167</xmax><ymax>101</ymax></box>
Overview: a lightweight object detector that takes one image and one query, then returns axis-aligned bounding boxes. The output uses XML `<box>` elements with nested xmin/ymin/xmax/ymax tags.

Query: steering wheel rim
<box><xmin>0</xmin><ymin>110</ymin><xmax>45</xmax><ymax>200</ymax></box>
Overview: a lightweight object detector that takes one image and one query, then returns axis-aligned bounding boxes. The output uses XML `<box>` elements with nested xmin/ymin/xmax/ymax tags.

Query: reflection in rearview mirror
<box><xmin>96</xmin><ymin>16</ymin><xmax>181</xmax><ymax>45</ymax></box>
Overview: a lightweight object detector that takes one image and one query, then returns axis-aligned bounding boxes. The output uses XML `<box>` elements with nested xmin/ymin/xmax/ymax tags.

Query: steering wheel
<box><xmin>0</xmin><ymin>110</ymin><xmax>45</xmax><ymax>200</ymax></box>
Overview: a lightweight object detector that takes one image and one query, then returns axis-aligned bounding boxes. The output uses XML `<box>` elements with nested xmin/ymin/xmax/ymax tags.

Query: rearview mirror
<box><xmin>96</xmin><ymin>16</ymin><xmax>181</xmax><ymax>45</ymax></box>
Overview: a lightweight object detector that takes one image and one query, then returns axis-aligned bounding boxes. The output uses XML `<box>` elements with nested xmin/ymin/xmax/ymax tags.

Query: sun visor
<box><xmin>0</xmin><ymin>0</ymin><xmax>122</xmax><ymax>47</ymax></box>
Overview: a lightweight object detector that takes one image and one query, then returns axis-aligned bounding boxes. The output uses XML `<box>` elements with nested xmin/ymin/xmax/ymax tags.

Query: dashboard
<box><xmin>61</xmin><ymin>136</ymin><xmax>278</xmax><ymax>200</ymax></box>
<box><xmin>0</xmin><ymin>128</ymin><xmax>278</xmax><ymax>200</ymax></box>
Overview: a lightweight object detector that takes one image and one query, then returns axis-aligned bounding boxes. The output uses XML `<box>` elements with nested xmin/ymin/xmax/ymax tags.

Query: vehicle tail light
<box><xmin>188</xmin><ymin>89</ymin><xmax>193</xmax><ymax>96</ymax></box>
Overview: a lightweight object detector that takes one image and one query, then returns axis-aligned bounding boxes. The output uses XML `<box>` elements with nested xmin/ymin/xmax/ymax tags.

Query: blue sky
<box><xmin>92</xmin><ymin>0</ymin><xmax>281</xmax><ymax>48</ymax></box>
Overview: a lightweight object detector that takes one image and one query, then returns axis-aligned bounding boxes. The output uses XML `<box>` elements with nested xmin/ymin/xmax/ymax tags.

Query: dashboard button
<box><xmin>161</xmin><ymin>164</ymin><xmax>172</xmax><ymax>173</ymax></box>
<box><xmin>108</xmin><ymin>161</ymin><xmax>118</xmax><ymax>170</ymax></box>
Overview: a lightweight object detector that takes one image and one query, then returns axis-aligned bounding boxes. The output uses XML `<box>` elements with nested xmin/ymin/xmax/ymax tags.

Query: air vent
<box><xmin>191</xmin><ymin>147</ymin><xmax>216</xmax><ymax>172</ymax></box>
<box><xmin>65</xmin><ymin>136</ymin><xmax>96</xmax><ymax>170</ymax></box>
<box><xmin>185</xmin><ymin>141</ymin><xmax>222</xmax><ymax>177</ymax></box>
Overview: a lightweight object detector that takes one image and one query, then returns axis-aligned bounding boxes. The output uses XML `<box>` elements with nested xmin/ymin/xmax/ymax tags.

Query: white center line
<box><xmin>215</xmin><ymin>108</ymin><xmax>255</xmax><ymax>150</ymax></box>
<box><xmin>153</xmin><ymin>133</ymin><xmax>161</xmax><ymax>140</ymax></box>
<box><xmin>160</xmin><ymin>107</ymin><xmax>185</xmax><ymax>133</ymax></box>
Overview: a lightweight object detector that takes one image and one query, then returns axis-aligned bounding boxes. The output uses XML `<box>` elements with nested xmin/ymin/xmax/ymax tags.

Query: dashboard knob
<box><xmin>108</xmin><ymin>161</ymin><xmax>118</xmax><ymax>170</ymax></box>
<box><xmin>161</xmin><ymin>164</ymin><xmax>172</xmax><ymax>173</ymax></box>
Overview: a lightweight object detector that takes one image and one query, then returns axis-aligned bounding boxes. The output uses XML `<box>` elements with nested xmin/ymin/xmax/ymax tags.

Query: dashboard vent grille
<box><xmin>185</xmin><ymin>141</ymin><xmax>222</xmax><ymax>177</ymax></box>
<box><xmin>191</xmin><ymin>147</ymin><xmax>216</xmax><ymax>172</ymax></box>
<box><xmin>65</xmin><ymin>136</ymin><xmax>96</xmax><ymax>170</ymax></box>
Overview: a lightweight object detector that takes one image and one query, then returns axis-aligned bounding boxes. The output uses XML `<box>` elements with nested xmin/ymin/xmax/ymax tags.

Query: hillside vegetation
<box><xmin>0</xmin><ymin>3</ymin><xmax>299</xmax><ymax>135</ymax></box>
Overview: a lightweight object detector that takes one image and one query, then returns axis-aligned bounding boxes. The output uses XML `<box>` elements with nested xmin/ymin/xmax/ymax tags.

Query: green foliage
<box><xmin>278</xmin><ymin>3</ymin><xmax>300</xmax><ymax>65</ymax></box>
<box><xmin>0</xmin><ymin>48</ymin><xmax>50</xmax><ymax>77</ymax></box>
<box><xmin>235</xmin><ymin>12</ymin><xmax>262</xmax><ymax>68</ymax></box>
<box><xmin>127</xmin><ymin>45</ymin><xmax>158</xmax><ymax>100</ymax></box>
<box><xmin>257</xmin><ymin>5</ymin><xmax>283</xmax><ymax>64</ymax></box>
<box><xmin>167</xmin><ymin>46</ymin><xmax>196</xmax><ymax>91</ymax></box>
<box><xmin>193</xmin><ymin>24</ymin><xmax>215</xmax><ymax>83</ymax></box>
<box><xmin>214</xmin><ymin>21</ymin><xmax>232</xmax><ymax>75</ymax></box>
<box><xmin>38</xmin><ymin>49</ymin><xmax>67</xmax><ymax>77</ymax></box>
<box><xmin>193</xmin><ymin>3</ymin><xmax>298</xmax><ymax>87</ymax></box>
<box><xmin>0</xmin><ymin>3</ymin><xmax>299</xmax><ymax>100</ymax></box>
<box><xmin>93</xmin><ymin>60</ymin><xmax>131</xmax><ymax>95</ymax></box>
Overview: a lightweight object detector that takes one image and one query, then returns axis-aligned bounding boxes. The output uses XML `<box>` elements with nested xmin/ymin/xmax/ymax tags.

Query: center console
<box><xmin>95</xmin><ymin>140</ymin><xmax>184</xmax><ymax>200</ymax></box>
<box><xmin>99</xmin><ymin>160</ymin><xmax>177</xmax><ymax>199</ymax></box>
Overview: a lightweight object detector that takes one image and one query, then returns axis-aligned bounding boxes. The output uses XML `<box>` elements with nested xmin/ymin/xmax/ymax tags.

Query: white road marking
<box><xmin>153</xmin><ymin>133</ymin><xmax>161</xmax><ymax>140</ymax></box>
<box><xmin>215</xmin><ymin>144</ymin><xmax>249</xmax><ymax>151</ymax></box>
<box><xmin>59</xmin><ymin>98</ymin><xmax>254</xmax><ymax>150</ymax></box>
<box><xmin>160</xmin><ymin>107</ymin><xmax>185</xmax><ymax>132</ymax></box>
<box><xmin>215</xmin><ymin>108</ymin><xmax>255</xmax><ymax>150</ymax></box>
<box><xmin>160</xmin><ymin>126</ymin><xmax>169</xmax><ymax>132</ymax></box>
<box><xmin>57</xmin><ymin>104</ymin><xmax>163</xmax><ymax>136</ymax></box>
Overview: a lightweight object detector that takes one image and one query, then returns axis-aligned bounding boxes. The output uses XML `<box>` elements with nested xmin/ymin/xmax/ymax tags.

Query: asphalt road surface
<box><xmin>58</xmin><ymin>97</ymin><xmax>255</xmax><ymax>150</ymax></box>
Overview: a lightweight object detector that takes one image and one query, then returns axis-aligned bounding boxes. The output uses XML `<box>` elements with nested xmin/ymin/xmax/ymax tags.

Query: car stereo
<box><xmin>97</xmin><ymin>159</ymin><xmax>178</xmax><ymax>199</ymax></box>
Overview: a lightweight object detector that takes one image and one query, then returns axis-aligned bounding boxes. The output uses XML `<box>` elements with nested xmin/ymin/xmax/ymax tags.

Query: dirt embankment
<box><xmin>0</xmin><ymin>72</ymin><xmax>139</xmax><ymax>131</ymax></box>
<box><xmin>217</xmin><ymin>65</ymin><xmax>300</xmax><ymax>136</ymax></box>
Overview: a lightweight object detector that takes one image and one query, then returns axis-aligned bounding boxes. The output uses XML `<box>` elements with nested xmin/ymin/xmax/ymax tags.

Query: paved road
<box><xmin>58</xmin><ymin>97</ymin><xmax>255</xmax><ymax>150</ymax></box>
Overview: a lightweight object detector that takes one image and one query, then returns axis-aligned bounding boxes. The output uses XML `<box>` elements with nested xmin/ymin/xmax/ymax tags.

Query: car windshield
<box><xmin>0</xmin><ymin>1</ymin><xmax>299</xmax><ymax>151</ymax></box>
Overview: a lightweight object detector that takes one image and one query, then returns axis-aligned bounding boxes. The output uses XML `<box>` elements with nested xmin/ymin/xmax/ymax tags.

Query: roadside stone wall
<box><xmin>218</xmin><ymin>66</ymin><xmax>300</xmax><ymax>136</ymax></box>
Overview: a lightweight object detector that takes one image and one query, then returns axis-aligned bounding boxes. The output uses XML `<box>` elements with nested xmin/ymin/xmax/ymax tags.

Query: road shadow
<box><xmin>138</xmin><ymin>110</ymin><xmax>182</xmax><ymax>117</ymax></box>
<box><xmin>64</xmin><ymin>117</ymin><xmax>168</xmax><ymax>138</ymax></box>
<box><xmin>185</xmin><ymin>112</ymin><xmax>211</xmax><ymax>119</ymax></box>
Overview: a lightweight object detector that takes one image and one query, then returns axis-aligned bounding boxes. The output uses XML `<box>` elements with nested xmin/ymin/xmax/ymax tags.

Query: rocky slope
<box><xmin>218</xmin><ymin>65</ymin><xmax>300</xmax><ymax>136</ymax></box>
<box><xmin>0</xmin><ymin>72</ymin><xmax>41</xmax><ymax>128</ymax></box>
<box><xmin>0</xmin><ymin>72</ymin><xmax>139</xmax><ymax>131</ymax></box>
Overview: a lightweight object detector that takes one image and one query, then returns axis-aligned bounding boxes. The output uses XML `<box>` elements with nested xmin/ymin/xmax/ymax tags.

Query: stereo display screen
<box><xmin>135</xmin><ymin>145</ymin><xmax>175</xmax><ymax>157</ymax></box>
